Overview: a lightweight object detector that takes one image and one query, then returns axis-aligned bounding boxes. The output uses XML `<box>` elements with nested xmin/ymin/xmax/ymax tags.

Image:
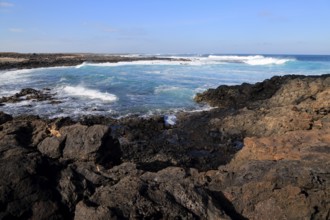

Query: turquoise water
<box><xmin>0</xmin><ymin>54</ymin><xmax>330</xmax><ymax>118</ymax></box>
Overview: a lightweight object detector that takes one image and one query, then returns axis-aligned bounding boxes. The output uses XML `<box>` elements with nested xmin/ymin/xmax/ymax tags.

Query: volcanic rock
<box><xmin>0</xmin><ymin>88</ymin><xmax>57</xmax><ymax>104</ymax></box>
<box><xmin>0</xmin><ymin>74</ymin><xmax>329</xmax><ymax>219</ymax></box>
<box><xmin>60</xmin><ymin>124</ymin><xmax>121</xmax><ymax>167</ymax></box>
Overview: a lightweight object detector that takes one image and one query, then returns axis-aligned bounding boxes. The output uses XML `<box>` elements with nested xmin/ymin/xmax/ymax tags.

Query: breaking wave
<box><xmin>207</xmin><ymin>55</ymin><xmax>294</xmax><ymax>65</ymax></box>
<box><xmin>75</xmin><ymin>55</ymin><xmax>294</xmax><ymax>68</ymax></box>
<box><xmin>60</xmin><ymin>86</ymin><xmax>118</xmax><ymax>102</ymax></box>
<box><xmin>75</xmin><ymin>60</ymin><xmax>189</xmax><ymax>68</ymax></box>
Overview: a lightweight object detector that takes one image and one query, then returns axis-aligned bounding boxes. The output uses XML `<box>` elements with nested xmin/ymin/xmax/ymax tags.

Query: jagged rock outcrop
<box><xmin>0</xmin><ymin>74</ymin><xmax>329</xmax><ymax>219</ymax></box>
<box><xmin>195</xmin><ymin>74</ymin><xmax>330</xmax><ymax>109</ymax></box>
<box><xmin>0</xmin><ymin>118</ymin><xmax>66</xmax><ymax>219</ymax></box>
<box><xmin>204</xmin><ymin>128</ymin><xmax>330</xmax><ymax>219</ymax></box>
<box><xmin>0</xmin><ymin>117</ymin><xmax>121</xmax><ymax>219</ymax></box>
<box><xmin>0</xmin><ymin>88</ymin><xmax>58</xmax><ymax>104</ymax></box>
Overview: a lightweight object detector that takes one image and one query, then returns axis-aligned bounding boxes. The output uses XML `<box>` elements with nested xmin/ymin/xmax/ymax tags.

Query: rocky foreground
<box><xmin>0</xmin><ymin>74</ymin><xmax>329</xmax><ymax>219</ymax></box>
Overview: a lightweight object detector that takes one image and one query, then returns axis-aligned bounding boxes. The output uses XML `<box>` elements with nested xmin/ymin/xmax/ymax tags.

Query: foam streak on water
<box><xmin>60</xmin><ymin>85</ymin><xmax>118</xmax><ymax>102</ymax></box>
<box><xmin>206</xmin><ymin>55</ymin><xmax>294</xmax><ymax>65</ymax></box>
<box><xmin>0</xmin><ymin>54</ymin><xmax>329</xmax><ymax>118</ymax></box>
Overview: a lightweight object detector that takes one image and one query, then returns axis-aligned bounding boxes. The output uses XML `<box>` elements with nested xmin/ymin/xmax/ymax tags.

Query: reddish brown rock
<box><xmin>203</xmin><ymin>128</ymin><xmax>330</xmax><ymax>220</ymax></box>
<box><xmin>0</xmin><ymin>74</ymin><xmax>329</xmax><ymax>219</ymax></box>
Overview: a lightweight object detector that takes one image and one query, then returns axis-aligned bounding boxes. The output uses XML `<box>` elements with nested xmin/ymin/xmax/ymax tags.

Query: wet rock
<box><xmin>20</xmin><ymin>88</ymin><xmax>39</xmax><ymax>96</ymax></box>
<box><xmin>0</xmin><ymin>87</ymin><xmax>58</xmax><ymax>104</ymax></box>
<box><xmin>0</xmin><ymin>74</ymin><xmax>329</xmax><ymax>219</ymax></box>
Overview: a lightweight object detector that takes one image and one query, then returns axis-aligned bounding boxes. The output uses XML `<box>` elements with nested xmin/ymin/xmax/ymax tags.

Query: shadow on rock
<box><xmin>207</xmin><ymin>190</ymin><xmax>248</xmax><ymax>220</ymax></box>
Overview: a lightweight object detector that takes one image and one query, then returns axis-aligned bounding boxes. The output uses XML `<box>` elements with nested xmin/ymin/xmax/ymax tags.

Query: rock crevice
<box><xmin>0</xmin><ymin>74</ymin><xmax>329</xmax><ymax>219</ymax></box>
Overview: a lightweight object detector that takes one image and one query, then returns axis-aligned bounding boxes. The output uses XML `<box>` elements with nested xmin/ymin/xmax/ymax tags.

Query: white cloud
<box><xmin>9</xmin><ymin>28</ymin><xmax>23</xmax><ymax>33</ymax></box>
<box><xmin>0</xmin><ymin>2</ymin><xmax>14</xmax><ymax>7</ymax></box>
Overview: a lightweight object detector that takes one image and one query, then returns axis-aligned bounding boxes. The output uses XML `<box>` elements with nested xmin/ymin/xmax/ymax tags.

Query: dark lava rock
<box><xmin>0</xmin><ymin>111</ymin><xmax>12</xmax><ymax>125</ymax></box>
<box><xmin>0</xmin><ymin>74</ymin><xmax>329</xmax><ymax>219</ymax></box>
<box><xmin>0</xmin><ymin>122</ymin><xmax>67</xmax><ymax>219</ymax></box>
<box><xmin>194</xmin><ymin>75</ymin><xmax>289</xmax><ymax>108</ymax></box>
<box><xmin>0</xmin><ymin>87</ymin><xmax>57</xmax><ymax>104</ymax></box>
<box><xmin>38</xmin><ymin>136</ymin><xmax>64</xmax><ymax>159</ymax></box>
<box><xmin>195</xmin><ymin>74</ymin><xmax>330</xmax><ymax>109</ymax></box>
<box><xmin>20</xmin><ymin>88</ymin><xmax>40</xmax><ymax>96</ymax></box>
<box><xmin>74</xmin><ymin>200</ymin><xmax>116</xmax><ymax>220</ymax></box>
<box><xmin>60</xmin><ymin>124</ymin><xmax>121</xmax><ymax>167</ymax></box>
<box><xmin>0</xmin><ymin>52</ymin><xmax>187</xmax><ymax>70</ymax></box>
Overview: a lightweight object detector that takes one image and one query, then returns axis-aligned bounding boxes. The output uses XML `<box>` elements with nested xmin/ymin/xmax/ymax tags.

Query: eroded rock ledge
<box><xmin>0</xmin><ymin>74</ymin><xmax>329</xmax><ymax>219</ymax></box>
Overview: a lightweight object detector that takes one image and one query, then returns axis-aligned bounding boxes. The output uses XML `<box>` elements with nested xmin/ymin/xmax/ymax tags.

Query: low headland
<box><xmin>0</xmin><ymin>52</ymin><xmax>187</xmax><ymax>70</ymax></box>
<box><xmin>0</xmin><ymin>53</ymin><xmax>329</xmax><ymax>219</ymax></box>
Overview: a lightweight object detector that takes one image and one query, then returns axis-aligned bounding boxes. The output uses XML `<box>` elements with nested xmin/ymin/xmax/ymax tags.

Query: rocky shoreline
<box><xmin>0</xmin><ymin>53</ymin><xmax>187</xmax><ymax>70</ymax></box>
<box><xmin>0</xmin><ymin>60</ymin><xmax>329</xmax><ymax>219</ymax></box>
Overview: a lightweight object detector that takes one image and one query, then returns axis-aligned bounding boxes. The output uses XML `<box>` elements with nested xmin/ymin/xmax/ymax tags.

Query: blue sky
<box><xmin>0</xmin><ymin>0</ymin><xmax>329</xmax><ymax>54</ymax></box>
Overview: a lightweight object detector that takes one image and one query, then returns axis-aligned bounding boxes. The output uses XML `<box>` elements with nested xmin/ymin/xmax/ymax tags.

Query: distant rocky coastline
<box><xmin>0</xmin><ymin>55</ymin><xmax>329</xmax><ymax>219</ymax></box>
<box><xmin>0</xmin><ymin>52</ymin><xmax>187</xmax><ymax>70</ymax></box>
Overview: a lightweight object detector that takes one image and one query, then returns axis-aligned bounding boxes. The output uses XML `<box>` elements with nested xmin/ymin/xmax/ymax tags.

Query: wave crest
<box><xmin>61</xmin><ymin>86</ymin><xmax>118</xmax><ymax>102</ymax></box>
<box><xmin>208</xmin><ymin>55</ymin><xmax>294</xmax><ymax>65</ymax></box>
<box><xmin>75</xmin><ymin>55</ymin><xmax>294</xmax><ymax>67</ymax></box>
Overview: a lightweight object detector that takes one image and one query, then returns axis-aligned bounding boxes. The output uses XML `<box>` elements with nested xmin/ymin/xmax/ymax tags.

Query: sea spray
<box><xmin>1</xmin><ymin>54</ymin><xmax>329</xmax><ymax>118</ymax></box>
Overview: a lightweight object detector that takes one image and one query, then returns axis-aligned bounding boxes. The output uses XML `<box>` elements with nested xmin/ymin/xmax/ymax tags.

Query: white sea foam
<box><xmin>4</xmin><ymin>100</ymin><xmax>34</xmax><ymax>107</ymax></box>
<box><xmin>74</xmin><ymin>55</ymin><xmax>293</xmax><ymax>67</ymax></box>
<box><xmin>75</xmin><ymin>60</ymin><xmax>192</xmax><ymax>68</ymax></box>
<box><xmin>1</xmin><ymin>69</ymin><xmax>34</xmax><ymax>75</ymax></box>
<box><xmin>154</xmin><ymin>86</ymin><xmax>183</xmax><ymax>94</ymax></box>
<box><xmin>187</xmin><ymin>106</ymin><xmax>217</xmax><ymax>113</ymax></box>
<box><xmin>208</xmin><ymin>55</ymin><xmax>248</xmax><ymax>61</ymax></box>
<box><xmin>119</xmin><ymin>54</ymin><xmax>145</xmax><ymax>58</ymax></box>
<box><xmin>0</xmin><ymin>89</ymin><xmax>20</xmax><ymax>97</ymax></box>
<box><xmin>0</xmin><ymin>69</ymin><xmax>33</xmax><ymax>81</ymax></box>
<box><xmin>0</xmin><ymin>66</ymin><xmax>72</xmax><ymax>85</ymax></box>
<box><xmin>0</xmin><ymin>69</ymin><xmax>35</xmax><ymax>86</ymax></box>
<box><xmin>164</xmin><ymin>115</ymin><xmax>177</xmax><ymax>126</ymax></box>
<box><xmin>243</xmin><ymin>56</ymin><xmax>292</xmax><ymax>65</ymax></box>
<box><xmin>207</xmin><ymin>55</ymin><xmax>294</xmax><ymax>65</ymax></box>
<box><xmin>145</xmin><ymin>70</ymin><xmax>162</xmax><ymax>74</ymax></box>
<box><xmin>75</xmin><ymin>62</ymin><xmax>87</xmax><ymax>68</ymax></box>
<box><xmin>60</xmin><ymin>86</ymin><xmax>118</xmax><ymax>102</ymax></box>
<box><xmin>3</xmin><ymin>66</ymin><xmax>71</xmax><ymax>73</ymax></box>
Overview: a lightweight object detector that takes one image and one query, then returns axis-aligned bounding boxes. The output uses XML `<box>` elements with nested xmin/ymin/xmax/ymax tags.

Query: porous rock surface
<box><xmin>0</xmin><ymin>74</ymin><xmax>329</xmax><ymax>219</ymax></box>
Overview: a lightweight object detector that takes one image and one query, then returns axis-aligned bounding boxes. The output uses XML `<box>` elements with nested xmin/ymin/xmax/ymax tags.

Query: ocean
<box><xmin>1</xmin><ymin>54</ymin><xmax>330</xmax><ymax>119</ymax></box>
